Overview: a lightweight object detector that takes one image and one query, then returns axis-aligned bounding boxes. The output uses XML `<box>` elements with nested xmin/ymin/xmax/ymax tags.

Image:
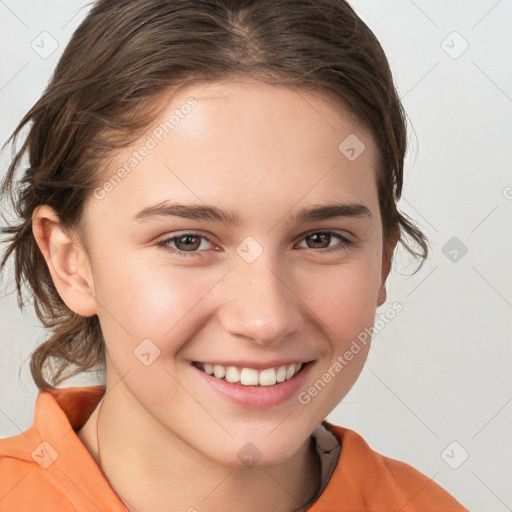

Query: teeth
<box><xmin>285</xmin><ymin>364</ymin><xmax>296</xmax><ymax>380</ymax></box>
<box><xmin>240</xmin><ymin>368</ymin><xmax>259</xmax><ymax>385</ymax></box>
<box><xmin>198</xmin><ymin>362</ymin><xmax>304</xmax><ymax>386</ymax></box>
<box><xmin>259</xmin><ymin>368</ymin><xmax>277</xmax><ymax>386</ymax></box>
<box><xmin>225</xmin><ymin>366</ymin><xmax>240</xmax><ymax>383</ymax></box>
<box><xmin>276</xmin><ymin>366</ymin><xmax>287</xmax><ymax>382</ymax></box>
<box><xmin>213</xmin><ymin>365</ymin><xmax>225</xmax><ymax>379</ymax></box>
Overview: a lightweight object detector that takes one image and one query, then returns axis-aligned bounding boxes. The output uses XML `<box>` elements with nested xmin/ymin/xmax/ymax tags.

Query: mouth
<box><xmin>192</xmin><ymin>361</ymin><xmax>309</xmax><ymax>387</ymax></box>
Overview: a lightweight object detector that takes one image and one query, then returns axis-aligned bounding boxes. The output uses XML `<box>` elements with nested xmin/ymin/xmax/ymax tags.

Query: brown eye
<box><xmin>305</xmin><ymin>232</ymin><xmax>331</xmax><ymax>249</ymax></box>
<box><xmin>157</xmin><ymin>232</ymin><xmax>214</xmax><ymax>257</ymax></box>
<box><xmin>297</xmin><ymin>231</ymin><xmax>352</xmax><ymax>253</ymax></box>
<box><xmin>173</xmin><ymin>234</ymin><xmax>202</xmax><ymax>251</ymax></box>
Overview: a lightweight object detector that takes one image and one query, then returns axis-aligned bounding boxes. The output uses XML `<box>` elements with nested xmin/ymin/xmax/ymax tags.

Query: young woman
<box><xmin>0</xmin><ymin>0</ymin><xmax>467</xmax><ymax>510</ymax></box>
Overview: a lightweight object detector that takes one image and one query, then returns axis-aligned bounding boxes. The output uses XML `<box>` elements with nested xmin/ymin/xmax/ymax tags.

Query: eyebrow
<box><xmin>131</xmin><ymin>201</ymin><xmax>372</xmax><ymax>225</ymax></box>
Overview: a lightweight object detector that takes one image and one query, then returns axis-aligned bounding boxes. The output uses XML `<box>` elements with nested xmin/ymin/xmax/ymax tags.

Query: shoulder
<box><xmin>0</xmin><ymin>425</ymin><xmax>75</xmax><ymax>511</ymax></box>
<box><xmin>311</xmin><ymin>422</ymin><xmax>468</xmax><ymax>512</ymax></box>
<box><xmin>0</xmin><ymin>385</ymin><xmax>125</xmax><ymax>512</ymax></box>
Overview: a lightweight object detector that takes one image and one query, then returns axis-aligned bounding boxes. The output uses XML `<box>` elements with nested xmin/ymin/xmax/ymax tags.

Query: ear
<box><xmin>377</xmin><ymin>225</ymin><xmax>400</xmax><ymax>307</ymax></box>
<box><xmin>32</xmin><ymin>205</ymin><xmax>98</xmax><ymax>317</ymax></box>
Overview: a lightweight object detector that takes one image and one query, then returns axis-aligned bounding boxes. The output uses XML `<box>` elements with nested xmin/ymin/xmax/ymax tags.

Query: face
<box><xmin>48</xmin><ymin>78</ymin><xmax>394</xmax><ymax>468</ymax></box>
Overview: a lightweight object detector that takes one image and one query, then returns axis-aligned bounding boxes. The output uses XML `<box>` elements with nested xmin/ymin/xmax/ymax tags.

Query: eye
<box><xmin>156</xmin><ymin>230</ymin><xmax>352</xmax><ymax>258</ymax></box>
<box><xmin>156</xmin><ymin>232</ymin><xmax>215</xmax><ymax>257</ymax></box>
<box><xmin>296</xmin><ymin>231</ymin><xmax>353</xmax><ymax>253</ymax></box>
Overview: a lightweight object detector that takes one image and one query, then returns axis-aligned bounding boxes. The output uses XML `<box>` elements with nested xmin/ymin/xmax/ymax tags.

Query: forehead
<box><xmin>89</xmin><ymin>79</ymin><xmax>379</xmax><ymax>227</ymax></box>
<box><xmin>168</xmin><ymin>78</ymin><xmax>370</xmax><ymax>142</ymax></box>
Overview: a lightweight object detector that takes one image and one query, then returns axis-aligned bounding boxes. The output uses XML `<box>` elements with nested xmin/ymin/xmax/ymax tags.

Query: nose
<box><xmin>217</xmin><ymin>255</ymin><xmax>304</xmax><ymax>346</ymax></box>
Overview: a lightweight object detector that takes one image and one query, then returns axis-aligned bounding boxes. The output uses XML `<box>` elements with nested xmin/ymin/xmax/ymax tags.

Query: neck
<box><xmin>78</xmin><ymin>378</ymin><xmax>321</xmax><ymax>512</ymax></box>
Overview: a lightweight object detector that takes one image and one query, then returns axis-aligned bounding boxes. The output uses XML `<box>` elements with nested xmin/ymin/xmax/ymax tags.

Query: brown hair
<box><xmin>0</xmin><ymin>0</ymin><xmax>429</xmax><ymax>391</ymax></box>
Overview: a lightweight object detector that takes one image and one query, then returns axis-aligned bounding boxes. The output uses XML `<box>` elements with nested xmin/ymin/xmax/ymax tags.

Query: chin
<box><xmin>192</xmin><ymin>421</ymin><xmax>315</xmax><ymax>470</ymax></box>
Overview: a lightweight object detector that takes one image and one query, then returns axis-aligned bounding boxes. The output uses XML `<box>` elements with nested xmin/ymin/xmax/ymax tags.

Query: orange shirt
<box><xmin>0</xmin><ymin>385</ymin><xmax>468</xmax><ymax>511</ymax></box>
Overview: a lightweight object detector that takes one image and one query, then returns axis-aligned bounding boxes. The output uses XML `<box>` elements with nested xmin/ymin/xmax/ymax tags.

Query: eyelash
<box><xmin>156</xmin><ymin>230</ymin><xmax>354</xmax><ymax>258</ymax></box>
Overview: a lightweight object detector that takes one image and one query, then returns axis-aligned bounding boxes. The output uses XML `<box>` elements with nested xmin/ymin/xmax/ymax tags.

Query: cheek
<box><xmin>92</xmin><ymin>235</ymin><xmax>382</xmax><ymax>372</ymax></box>
<box><xmin>295</xmin><ymin>261</ymin><xmax>380</xmax><ymax>409</ymax></box>
<box><xmin>300</xmin><ymin>251</ymin><xmax>382</xmax><ymax>336</ymax></box>
<box><xmin>91</xmin><ymin>254</ymin><xmax>223</xmax><ymax>366</ymax></box>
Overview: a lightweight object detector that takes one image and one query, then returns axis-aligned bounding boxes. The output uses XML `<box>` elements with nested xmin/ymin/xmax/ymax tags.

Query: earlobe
<box><xmin>377</xmin><ymin>284</ymin><xmax>387</xmax><ymax>307</ymax></box>
<box><xmin>377</xmin><ymin>226</ymin><xmax>400</xmax><ymax>307</ymax></box>
<box><xmin>32</xmin><ymin>205</ymin><xmax>97</xmax><ymax>317</ymax></box>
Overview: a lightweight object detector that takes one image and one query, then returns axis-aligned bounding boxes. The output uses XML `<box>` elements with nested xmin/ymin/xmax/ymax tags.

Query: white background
<box><xmin>1</xmin><ymin>1</ymin><xmax>511</xmax><ymax>511</ymax></box>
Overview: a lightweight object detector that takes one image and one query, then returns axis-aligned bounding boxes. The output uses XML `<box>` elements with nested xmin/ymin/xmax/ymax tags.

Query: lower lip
<box><xmin>192</xmin><ymin>363</ymin><xmax>314</xmax><ymax>408</ymax></box>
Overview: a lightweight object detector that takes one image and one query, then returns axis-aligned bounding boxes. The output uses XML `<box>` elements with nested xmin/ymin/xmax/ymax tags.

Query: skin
<box><xmin>32</xmin><ymin>78</ymin><xmax>399</xmax><ymax>512</ymax></box>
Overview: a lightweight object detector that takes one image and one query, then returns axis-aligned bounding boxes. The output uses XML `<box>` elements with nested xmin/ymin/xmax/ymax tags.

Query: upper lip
<box><xmin>192</xmin><ymin>359</ymin><xmax>314</xmax><ymax>371</ymax></box>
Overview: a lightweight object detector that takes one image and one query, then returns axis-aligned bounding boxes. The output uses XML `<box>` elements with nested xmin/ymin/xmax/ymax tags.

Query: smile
<box><xmin>193</xmin><ymin>362</ymin><xmax>305</xmax><ymax>387</ymax></box>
